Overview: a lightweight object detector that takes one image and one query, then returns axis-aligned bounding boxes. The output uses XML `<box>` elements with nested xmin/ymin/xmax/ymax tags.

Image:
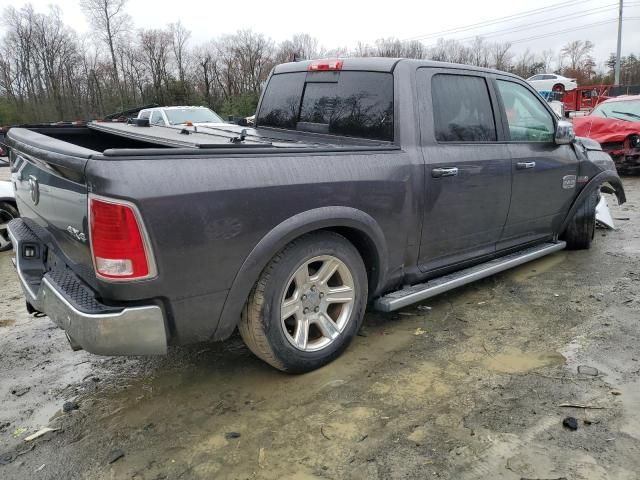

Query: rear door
<box><xmin>493</xmin><ymin>78</ymin><xmax>579</xmax><ymax>249</ymax></box>
<box><xmin>417</xmin><ymin>68</ymin><xmax>511</xmax><ymax>272</ymax></box>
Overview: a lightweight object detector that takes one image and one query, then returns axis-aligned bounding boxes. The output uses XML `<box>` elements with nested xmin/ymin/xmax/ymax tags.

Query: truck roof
<box><xmin>273</xmin><ymin>57</ymin><xmax>523</xmax><ymax>80</ymax></box>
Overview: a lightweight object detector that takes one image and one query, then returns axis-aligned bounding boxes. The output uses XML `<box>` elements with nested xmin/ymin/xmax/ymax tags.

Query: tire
<box><xmin>552</xmin><ymin>83</ymin><xmax>565</xmax><ymax>93</ymax></box>
<box><xmin>562</xmin><ymin>191</ymin><xmax>598</xmax><ymax>250</ymax></box>
<box><xmin>239</xmin><ymin>231</ymin><xmax>368</xmax><ymax>373</ymax></box>
<box><xmin>0</xmin><ymin>201</ymin><xmax>18</xmax><ymax>252</ymax></box>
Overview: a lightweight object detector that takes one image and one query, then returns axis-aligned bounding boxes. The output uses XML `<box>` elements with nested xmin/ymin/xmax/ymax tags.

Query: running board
<box><xmin>374</xmin><ymin>241</ymin><xmax>566</xmax><ymax>312</ymax></box>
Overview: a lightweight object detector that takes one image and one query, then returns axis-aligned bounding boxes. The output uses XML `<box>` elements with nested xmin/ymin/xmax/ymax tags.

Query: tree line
<box><xmin>1</xmin><ymin>1</ymin><xmax>639</xmax><ymax>124</ymax></box>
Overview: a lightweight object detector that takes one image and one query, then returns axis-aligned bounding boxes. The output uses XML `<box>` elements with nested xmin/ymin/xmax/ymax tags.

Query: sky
<box><xmin>3</xmin><ymin>0</ymin><xmax>640</xmax><ymax>71</ymax></box>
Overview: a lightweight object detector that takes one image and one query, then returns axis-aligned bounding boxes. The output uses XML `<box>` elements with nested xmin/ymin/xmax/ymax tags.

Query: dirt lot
<box><xmin>1</xmin><ymin>169</ymin><xmax>639</xmax><ymax>479</ymax></box>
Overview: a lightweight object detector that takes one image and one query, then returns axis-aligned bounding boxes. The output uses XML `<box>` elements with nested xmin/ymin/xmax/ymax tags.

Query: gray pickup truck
<box><xmin>4</xmin><ymin>58</ymin><xmax>626</xmax><ymax>373</ymax></box>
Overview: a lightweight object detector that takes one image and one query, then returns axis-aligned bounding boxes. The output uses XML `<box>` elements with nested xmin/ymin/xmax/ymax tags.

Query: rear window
<box><xmin>257</xmin><ymin>71</ymin><xmax>394</xmax><ymax>141</ymax></box>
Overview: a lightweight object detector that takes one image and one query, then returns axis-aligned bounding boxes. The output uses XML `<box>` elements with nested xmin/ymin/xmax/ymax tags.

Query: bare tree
<box><xmin>561</xmin><ymin>40</ymin><xmax>594</xmax><ymax>71</ymax></box>
<box><xmin>276</xmin><ymin>33</ymin><xmax>321</xmax><ymax>63</ymax></box>
<box><xmin>561</xmin><ymin>40</ymin><xmax>595</xmax><ymax>83</ymax></box>
<box><xmin>470</xmin><ymin>37</ymin><xmax>490</xmax><ymax>67</ymax></box>
<box><xmin>538</xmin><ymin>48</ymin><xmax>555</xmax><ymax>72</ymax></box>
<box><xmin>80</xmin><ymin>0</ymin><xmax>130</xmax><ymax>102</ymax></box>
<box><xmin>138</xmin><ymin>28</ymin><xmax>172</xmax><ymax>103</ymax></box>
<box><xmin>491</xmin><ymin>42</ymin><xmax>513</xmax><ymax>71</ymax></box>
<box><xmin>374</xmin><ymin>38</ymin><xmax>405</xmax><ymax>57</ymax></box>
<box><xmin>169</xmin><ymin>21</ymin><xmax>190</xmax><ymax>84</ymax></box>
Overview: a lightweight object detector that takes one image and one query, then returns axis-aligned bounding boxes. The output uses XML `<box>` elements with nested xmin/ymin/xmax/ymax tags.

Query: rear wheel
<box><xmin>239</xmin><ymin>231</ymin><xmax>368</xmax><ymax>373</ymax></box>
<box><xmin>0</xmin><ymin>202</ymin><xmax>18</xmax><ymax>252</ymax></box>
<box><xmin>552</xmin><ymin>83</ymin><xmax>565</xmax><ymax>93</ymax></box>
<box><xmin>562</xmin><ymin>191</ymin><xmax>598</xmax><ymax>250</ymax></box>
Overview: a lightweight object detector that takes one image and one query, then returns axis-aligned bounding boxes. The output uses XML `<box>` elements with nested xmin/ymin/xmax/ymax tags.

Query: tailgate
<box><xmin>6</xmin><ymin>128</ymin><xmax>96</xmax><ymax>282</ymax></box>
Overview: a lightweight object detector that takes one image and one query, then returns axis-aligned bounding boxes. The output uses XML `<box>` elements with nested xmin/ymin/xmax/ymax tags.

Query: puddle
<box><xmin>88</xmin><ymin>311</ymin><xmax>431</xmax><ymax>429</ymax></box>
<box><xmin>482</xmin><ymin>347</ymin><xmax>566</xmax><ymax>373</ymax></box>
<box><xmin>508</xmin><ymin>251</ymin><xmax>568</xmax><ymax>282</ymax></box>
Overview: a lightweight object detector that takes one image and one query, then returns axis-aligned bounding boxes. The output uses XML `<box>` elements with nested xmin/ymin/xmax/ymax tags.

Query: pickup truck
<box><xmin>136</xmin><ymin>105</ymin><xmax>228</xmax><ymax>129</ymax></box>
<box><xmin>4</xmin><ymin>58</ymin><xmax>626</xmax><ymax>373</ymax></box>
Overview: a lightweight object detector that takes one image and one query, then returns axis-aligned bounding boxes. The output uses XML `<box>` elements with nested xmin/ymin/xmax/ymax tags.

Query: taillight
<box><xmin>89</xmin><ymin>195</ymin><xmax>156</xmax><ymax>280</ymax></box>
<box><xmin>308</xmin><ymin>59</ymin><xmax>343</xmax><ymax>71</ymax></box>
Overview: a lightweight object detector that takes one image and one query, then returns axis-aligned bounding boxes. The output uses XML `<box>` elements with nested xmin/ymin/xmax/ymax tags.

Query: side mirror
<box><xmin>555</xmin><ymin>120</ymin><xmax>575</xmax><ymax>145</ymax></box>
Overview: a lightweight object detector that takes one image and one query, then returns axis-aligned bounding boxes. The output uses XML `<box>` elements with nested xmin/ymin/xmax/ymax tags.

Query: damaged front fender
<box><xmin>560</xmin><ymin>138</ymin><xmax>626</xmax><ymax>234</ymax></box>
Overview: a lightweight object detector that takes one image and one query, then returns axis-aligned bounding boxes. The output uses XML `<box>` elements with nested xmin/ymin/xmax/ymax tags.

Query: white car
<box><xmin>0</xmin><ymin>181</ymin><xmax>18</xmax><ymax>252</ymax></box>
<box><xmin>527</xmin><ymin>74</ymin><xmax>577</xmax><ymax>93</ymax></box>
<box><xmin>137</xmin><ymin>106</ymin><xmax>228</xmax><ymax>128</ymax></box>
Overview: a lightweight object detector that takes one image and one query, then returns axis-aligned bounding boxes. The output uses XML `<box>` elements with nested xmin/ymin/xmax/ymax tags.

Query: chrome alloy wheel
<box><xmin>280</xmin><ymin>255</ymin><xmax>356</xmax><ymax>352</ymax></box>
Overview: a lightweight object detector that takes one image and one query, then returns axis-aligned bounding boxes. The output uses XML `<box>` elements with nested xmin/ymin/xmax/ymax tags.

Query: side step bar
<box><xmin>374</xmin><ymin>241</ymin><xmax>566</xmax><ymax>312</ymax></box>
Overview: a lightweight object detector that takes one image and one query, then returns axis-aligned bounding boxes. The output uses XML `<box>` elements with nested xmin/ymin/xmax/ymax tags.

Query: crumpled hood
<box><xmin>573</xmin><ymin>115</ymin><xmax>640</xmax><ymax>144</ymax></box>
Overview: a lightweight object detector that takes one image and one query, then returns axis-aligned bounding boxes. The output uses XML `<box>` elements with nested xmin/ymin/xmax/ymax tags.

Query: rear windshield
<box><xmin>256</xmin><ymin>71</ymin><xmax>394</xmax><ymax>141</ymax></box>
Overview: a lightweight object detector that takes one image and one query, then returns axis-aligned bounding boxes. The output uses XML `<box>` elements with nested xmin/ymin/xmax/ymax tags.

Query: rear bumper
<box><xmin>8</xmin><ymin>219</ymin><xmax>167</xmax><ymax>355</ymax></box>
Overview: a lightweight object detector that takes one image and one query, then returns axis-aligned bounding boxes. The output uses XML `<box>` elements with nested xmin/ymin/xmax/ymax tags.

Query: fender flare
<box><xmin>213</xmin><ymin>206</ymin><xmax>389</xmax><ymax>340</ymax></box>
<box><xmin>560</xmin><ymin>171</ymin><xmax>626</xmax><ymax>234</ymax></box>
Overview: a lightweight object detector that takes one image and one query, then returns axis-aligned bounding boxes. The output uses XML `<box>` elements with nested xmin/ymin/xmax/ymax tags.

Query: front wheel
<box><xmin>0</xmin><ymin>202</ymin><xmax>18</xmax><ymax>252</ymax></box>
<box><xmin>562</xmin><ymin>191</ymin><xmax>598</xmax><ymax>250</ymax></box>
<box><xmin>239</xmin><ymin>231</ymin><xmax>368</xmax><ymax>373</ymax></box>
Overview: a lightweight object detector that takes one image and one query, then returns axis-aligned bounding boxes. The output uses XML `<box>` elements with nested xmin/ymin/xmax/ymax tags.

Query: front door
<box><xmin>417</xmin><ymin>69</ymin><xmax>512</xmax><ymax>272</ymax></box>
<box><xmin>493</xmin><ymin>79</ymin><xmax>579</xmax><ymax>250</ymax></box>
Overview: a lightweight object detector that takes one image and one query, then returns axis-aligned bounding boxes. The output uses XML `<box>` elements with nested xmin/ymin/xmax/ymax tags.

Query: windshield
<box><xmin>591</xmin><ymin>100</ymin><xmax>640</xmax><ymax>121</ymax></box>
<box><xmin>164</xmin><ymin>108</ymin><xmax>224</xmax><ymax>125</ymax></box>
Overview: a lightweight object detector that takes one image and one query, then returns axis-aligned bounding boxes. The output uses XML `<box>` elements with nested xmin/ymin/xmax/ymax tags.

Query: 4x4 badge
<box><xmin>66</xmin><ymin>226</ymin><xmax>87</xmax><ymax>243</ymax></box>
<box><xmin>562</xmin><ymin>175</ymin><xmax>577</xmax><ymax>189</ymax></box>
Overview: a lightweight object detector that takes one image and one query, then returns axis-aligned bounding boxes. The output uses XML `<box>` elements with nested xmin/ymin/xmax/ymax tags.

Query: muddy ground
<box><xmin>1</xmin><ymin>170</ymin><xmax>639</xmax><ymax>479</ymax></box>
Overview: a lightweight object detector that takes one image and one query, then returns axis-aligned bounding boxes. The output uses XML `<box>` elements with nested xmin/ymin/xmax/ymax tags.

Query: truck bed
<box><xmin>5</xmin><ymin>121</ymin><xmax>397</xmax><ymax>160</ymax></box>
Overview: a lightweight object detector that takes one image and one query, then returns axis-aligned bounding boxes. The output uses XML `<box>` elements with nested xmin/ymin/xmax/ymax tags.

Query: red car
<box><xmin>573</xmin><ymin>95</ymin><xmax>640</xmax><ymax>174</ymax></box>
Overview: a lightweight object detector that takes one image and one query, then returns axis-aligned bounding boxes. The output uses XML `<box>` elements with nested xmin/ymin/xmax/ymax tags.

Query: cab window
<box><xmin>150</xmin><ymin>111</ymin><xmax>165</xmax><ymax>126</ymax></box>
<box><xmin>431</xmin><ymin>74</ymin><xmax>497</xmax><ymax>142</ymax></box>
<box><xmin>257</xmin><ymin>71</ymin><xmax>394</xmax><ymax>141</ymax></box>
<box><xmin>496</xmin><ymin>80</ymin><xmax>554</xmax><ymax>142</ymax></box>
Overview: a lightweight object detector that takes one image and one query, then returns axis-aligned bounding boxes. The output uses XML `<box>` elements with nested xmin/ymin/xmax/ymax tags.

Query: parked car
<box><xmin>527</xmin><ymin>73</ymin><xmax>577</xmax><ymax>93</ymax></box>
<box><xmin>0</xmin><ymin>181</ymin><xmax>18</xmax><ymax>252</ymax></box>
<box><xmin>573</xmin><ymin>95</ymin><xmax>640</xmax><ymax>174</ymax></box>
<box><xmin>4</xmin><ymin>58</ymin><xmax>625</xmax><ymax>373</ymax></box>
<box><xmin>137</xmin><ymin>106</ymin><xmax>228</xmax><ymax>128</ymax></box>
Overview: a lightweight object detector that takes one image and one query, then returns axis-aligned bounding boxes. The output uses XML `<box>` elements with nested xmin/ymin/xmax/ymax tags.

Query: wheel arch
<box><xmin>559</xmin><ymin>171</ymin><xmax>626</xmax><ymax>235</ymax></box>
<box><xmin>213</xmin><ymin>206</ymin><xmax>389</xmax><ymax>341</ymax></box>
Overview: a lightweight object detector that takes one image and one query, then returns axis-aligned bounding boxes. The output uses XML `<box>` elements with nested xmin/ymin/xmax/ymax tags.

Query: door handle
<box><xmin>516</xmin><ymin>161</ymin><xmax>536</xmax><ymax>170</ymax></box>
<box><xmin>431</xmin><ymin>167</ymin><xmax>459</xmax><ymax>178</ymax></box>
